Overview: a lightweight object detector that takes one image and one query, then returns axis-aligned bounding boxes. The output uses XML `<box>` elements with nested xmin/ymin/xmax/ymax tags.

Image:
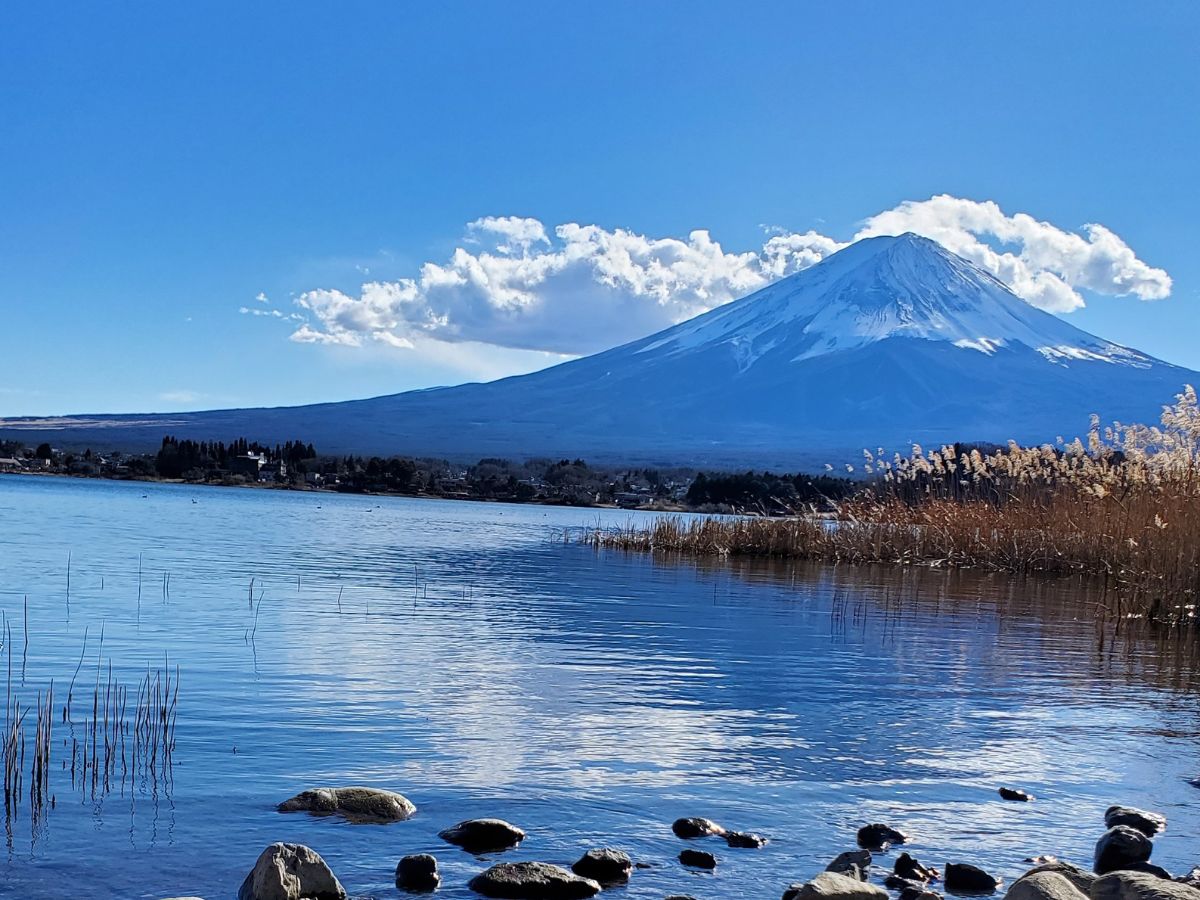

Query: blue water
<box><xmin>0</xmin><ymin>474</ymin><xmax>1196</xmax><ymax>899</ymax></box>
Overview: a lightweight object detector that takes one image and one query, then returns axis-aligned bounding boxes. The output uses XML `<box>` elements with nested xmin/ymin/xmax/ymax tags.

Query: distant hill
<box><xmin>4</xmin><ymin>233</ymin><xmax>1195</xmax><ymax>468</ymax></box>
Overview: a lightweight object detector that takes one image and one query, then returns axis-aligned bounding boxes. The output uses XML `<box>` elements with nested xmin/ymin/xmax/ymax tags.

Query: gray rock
<box><xmin>672</xmin><ymin>817</ymin><xmax>726</xmax><ymax>839</ymax></box>
<box><xmin>396</xmin><ymin>854</ymin><xmax>439</xmax><ymax>892</ymax></box>
<box><xmin>679</xmin><ymin>849</ymin><xmax>717</xmax><ymax>870</ymax></box>
<box><xmin>571</xmin><ymin>848</ymin><xmax>632</xmax><ymax>884</ymax></box>
<box><xmin>945</xmin><ymin>863</ymin><xmax>1002</xmax><ymax>893</ymax></box>
<box><xmin>1105</xmin><ymin>808</ymin><xmax>1167</xmax><ymax>838</ymax></box>
<box><xmin>277</xmin><ymin>786</ymin><xmax>416</xmax><ymax>823</ymax></box>
<box><xmin>896</xmin><ymin>853</ymin><xmax>939</xmax><ymax>883</ymax></box>
<box><xmin>726</xmin><ymin>831</ymin><xmax>769</xmax><ymax>849</ymax></box>
<box><xmin>1178</xmin><ymin>870</ymin><xmax>1200</xmax><ymax>889</ymax></box>
<box><xmin>783</xmin><ymin>871</ymin><xmax>890</xmax><ymax>900</ymax></box>
<box><xmin>1091</xmin><ymin>872</ymin><xmax>1200</xmax><ymax>900</ymax></box>
<box><xmin>828</xmin><ymin>850</ymin><xmax>873</xmax><ymax>882</ymax></box>
<box><xmin>1006</xmin><ymin>872</ymin><xmax>1089</xmax><ymax>900</ymax></box>
<box><xmin>439</xmin><ymin>818</ymin><xmax>526</xmax><ymax>853</ymax></box>
<box><xmin>1095</xmin><ymin>827</ymin><xmax>1153</xmax><ymax>876</ymax></box>
<box><xmin>468</xmin><ymin>862</ymin><xmax>601</xmax><ymax>899</ymax></box>
<box><xmin>1018</xmin><ymin>862</ymin><xmax>1096</xmax><ymax>896</ymax></box>
<box><xmin>238</xmin><ymin>843</ymin><xmax>346</xmax><ymax>900</ymax></box>
<box><xmin>858</xmin><ymin>824</ymin><xmax>909</xmax><ymax>850</ymax></box>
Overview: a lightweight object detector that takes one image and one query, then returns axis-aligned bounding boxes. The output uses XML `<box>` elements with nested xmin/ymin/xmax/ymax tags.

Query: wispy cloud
<box><xmin>158</xmin><ymin>390</ymin><xmax>205</xmax><ymax>404</ymax></box>
<box><xmin>263</xmin><ymin>195</ymin><xmax>1172</xmax><ymax>357</ymax></box>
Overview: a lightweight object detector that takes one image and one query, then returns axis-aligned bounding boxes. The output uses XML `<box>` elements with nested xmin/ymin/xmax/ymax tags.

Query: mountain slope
<box><xmin>3</xmin><ymin>234</ymin><xmax>1195</xmax><ymax>467</ymax></box>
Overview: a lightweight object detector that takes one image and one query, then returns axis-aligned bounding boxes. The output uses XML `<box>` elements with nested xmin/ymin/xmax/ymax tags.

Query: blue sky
<box><xmin>2</xmin><ymin>2</ymin><xmax>1198</xmax><ymax>416</ymax></box>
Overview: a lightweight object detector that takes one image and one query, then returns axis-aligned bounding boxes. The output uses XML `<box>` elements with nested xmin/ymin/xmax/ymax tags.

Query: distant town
<box><xmin>0</xmin><ymin>435</ymin><xmax>854</xmax><ymax>515</ymax></box>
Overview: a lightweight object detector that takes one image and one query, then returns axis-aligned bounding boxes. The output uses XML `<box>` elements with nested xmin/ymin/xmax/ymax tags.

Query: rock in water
<box><xmin>395</xmin><ymin>854</ymin><xmax>439</xmax><ymax>892</ymax></box>
<box><xmin>571</xmin><ymin>848</ymin><xmax>632</xmax><ymax>884</ymax></box>
<box><xmin>238</xmin><ymin>843</ymin><xmax>346</xmax><ymax>900</ymax></box>
<box><xmin>1091</xmin><ymin>872</ymin><xmax>1200</xmax><ymax>900</ymax></box>
<box><xmin>944</xmin><ymin>863</ymin><xmax>1001</xmax><ymax>893</ymax></box>
<box><xmin>1006</xmin><ymin>872</ymin><xmax>1089</xmax><ymax>900</ymax></box>
<box><xmin>468</xmin><ymin>862</ymin><xmax>601</xmax><ymax>899</ymax></box>
<box><xmin>895</xmin><ymin>853</ymin><xmax>940</xmax><ymax>883</ymax></box>
<box><xmin>1178</xmin><ymin>869</ymin><xmax>1200</xmax><ymax>889</ymax></box>
<box><xmin>900</xmin><ymin>889</ymin><xmax>942</xmax><ymax>900</ymax></box>
<box><xmin>679</xmin><ymin>849</ymin><xmax>717</xmax><ymax>870</ymax></box>
<box><xmin>1018</xmin><ymin>862</ymin><xmax>1096</xmax><ymax>896</ymax></box>
<box><xmin>672</xmin><ymin>817</ymin><xmax>726</xmax><ymax>839</ymax></box>
<box><xmin>858</xmin><ymin>824</ymin><xmax>909</xmax><ymax>850</ymax></box>
<box><xmin>1095</xmin><ymin>827</ymin><xmax>1153</xmax><ymax>875</ymax></box>
<box><xmin>828</xmin><ymin>850</ymin><xmax>873</xmax><ymax>881</ymax></box>
<box><xmin>277</xmin><ymin>787</ymin><xmax>416</xmax><ymax>823</ymax></box>
<box><xmin>783</xmin><ymin>871</ymin><xmax>890</xmax><ymax>900</ymax></box>
<box><xmin>1000</xmin><ymin>788</ymin><xmax>1035</xmax><ymax>802</ymax></box>
<box><xmin>1104</xmin><ymin>807</ymin><xmax>1167</xmax><ymax>837</ymax></box>
<box><xmin>439</xmin><ymin>818</ymin><xmax>526</xmax><ymax>853</ymax></box>
<box><xmin>726</xmin><ymin>831</ymin><xmax>769</xmax><ymax>848</ymax></box>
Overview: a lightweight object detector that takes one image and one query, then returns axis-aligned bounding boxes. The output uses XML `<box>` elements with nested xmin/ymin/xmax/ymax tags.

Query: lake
<box><xmin>0</xmin><ymin>474</ymin><xmax>1196</xmax><ymax>899</ymax></box>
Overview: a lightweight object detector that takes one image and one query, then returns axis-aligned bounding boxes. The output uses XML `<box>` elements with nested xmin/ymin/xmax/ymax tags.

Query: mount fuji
<box><xmin>4</xmin><ymin>233</ymin><xmax>1195</xmax><ymax>467</ymax></box>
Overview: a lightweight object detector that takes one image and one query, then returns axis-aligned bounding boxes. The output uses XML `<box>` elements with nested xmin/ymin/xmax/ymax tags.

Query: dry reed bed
<box><xmin>585</xmin><ymin>387</ymin><xmax>1200</xmax><ymax>625</ymax></box>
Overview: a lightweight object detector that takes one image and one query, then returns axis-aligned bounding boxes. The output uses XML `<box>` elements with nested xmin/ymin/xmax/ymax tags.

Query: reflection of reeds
<box><xmin>1</xmin><ymin>622</ymin><xmax>179</xmax><ymax>824</ymax></box>
<box><xmin>584</xmin><ymin>388</ymin><xmax>1200</xmax><ymax>627</ymax></box>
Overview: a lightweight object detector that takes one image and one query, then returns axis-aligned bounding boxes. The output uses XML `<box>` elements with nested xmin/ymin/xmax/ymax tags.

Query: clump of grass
<box><xmin>584</xmin><ymin>386</ymin><xmax>1200</xmax><ymax>625</ymax></box>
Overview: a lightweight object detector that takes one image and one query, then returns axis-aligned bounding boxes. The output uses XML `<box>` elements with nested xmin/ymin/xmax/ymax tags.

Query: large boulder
<box><xmin>1018</xmin><ymin>862</ymin><xmax>1096</xmax><ymax>896</ymax></box>
<box><xmin>672</xmin><ymin>817</ymin><xmax>726</xmax><ymax>839</ymax></box>
<box><xmin>468</xmin><ymin>862</ymin><xmax>601</xmax><ymax>899</ymax></box>
<box><xmin>440</xmin><ymin>818</ymin><xmax>527</xmax><ymax>853</ymax></box>
<box><xmin>1095</xmin><ymin>827</ymin><xmax>1153</xmax><ymax>875</ymax></box>
<box><xmin>783</xmin><ymin>871</ymin><xmax>890</xmax><ymax>900</ymax></box>
<box><xmin>945</xmin><ymin>863</ymin><xmax>1002</xmax><ymax>893</ymax></box>
<box><xmin>277</xmin><ymin>787</ymin><xmax>416</xmax><ymax>823</ymax></box>
<box><xmin>396</xmin><ymin>854</ymin><xmax>440</xmax><ymax>892</ymax></box>
<box><xmin>571</xmin><ymin>848</ymin><xmax>632</xmax><ymax>884</ymax></box>
<box><xmin>858</xmin><ymin>824</ymin><xmax>909</xmax><ymax>850</ymax></box>
<box><xmin>1104</xmin><ymin>808</ymin><xmax>1167</xmax><ymax>838</ymax></box>
<box><xmin>1091</xmin><ymin>872</ymin><xmax>1200</xmax><ymax>900</ymax></box>
<box><xmin>238</xmin><ymin>843</ymin><xmax>346</xmax><ymax>900</ymax></box>
<box><xmin>828</xmin><ymin>850</ymin><xmax>873</xmax><ymax>882</ymax></box>
<box><xmin>1007</xmin><ymin>872</ymin><xmax>1089</xmax><ymax>900</ymax></box>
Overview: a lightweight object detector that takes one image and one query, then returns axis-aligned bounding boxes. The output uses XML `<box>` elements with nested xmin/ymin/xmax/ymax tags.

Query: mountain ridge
<box><xmin>3</xmin><ymin>234</ymin><xmax>1195</xmax><ymax>468</ymax></box>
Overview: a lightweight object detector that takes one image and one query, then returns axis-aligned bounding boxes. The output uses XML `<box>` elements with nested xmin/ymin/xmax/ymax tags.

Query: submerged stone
<box><xmin>439</xmin><ymin>818</ymin><xmax>526</xmax><ymax>853</ymax></box>
<box><xmin>857</xmin><ymin>823</ymin><xmax>909</xmax><ymax>850</ymax></box>
<box><xmin>468</xmin><ymin>861</ymin><xmax>601</xmax><ymax>899</ymax></box>
<box><xmin>679</xmin><ymin>848</ymin><xmax>717</xmax><ymax>869</ymax></box>
<box><xmin>672</xmin><ymin>817</ymin><xmax>726</xmax><ymax>839</ymax></box>
<box><xmin>277</xmin><ymin>786</ymin><xmax>416</xmax><ymax>823</ymax></box>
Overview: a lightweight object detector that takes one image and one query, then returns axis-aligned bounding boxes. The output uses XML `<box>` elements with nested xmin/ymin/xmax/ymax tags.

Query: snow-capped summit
<box><xmin>2</xmin><ymin>234</ymin><xmax>1194</xmax><ymax>466</ymax></box>
<box><xmin>635</xmin><ymin>233</ymin><xmax>1150</xmax><ymax>369</ymax></box>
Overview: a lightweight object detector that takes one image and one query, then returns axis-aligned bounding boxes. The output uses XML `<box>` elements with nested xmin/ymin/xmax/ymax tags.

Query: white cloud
<box><xmin>255</xmin><ymin>291</ymin><xmax>269</xmax><ymax>303</ymax></box>
<box><xmin>856</xmin><ymin>195</ymin><xmax>1172</xmax><ymax>313</ymax></box>
<box><xmin>274</xmin><ymin>196</ymin><xmax>1171</xmax><ymax>356</ymax></box>
<box><xmin>159</xmin><ymin>390</ymin><xmax>204</xmax><ymax>404</ymax></box>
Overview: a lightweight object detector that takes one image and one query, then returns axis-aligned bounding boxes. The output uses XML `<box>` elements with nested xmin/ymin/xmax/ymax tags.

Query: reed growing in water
<box><xmin>584</xmin><ymin>386</ymin><xmax>1200</xmax><ymax>624</ymax></box>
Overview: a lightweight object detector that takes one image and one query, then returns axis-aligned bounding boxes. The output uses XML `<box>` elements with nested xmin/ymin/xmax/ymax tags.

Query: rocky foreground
<box><xmin>157</xmin><ymin>786</ymin><xmax>1198</xmax><ymax>900</ymax></box>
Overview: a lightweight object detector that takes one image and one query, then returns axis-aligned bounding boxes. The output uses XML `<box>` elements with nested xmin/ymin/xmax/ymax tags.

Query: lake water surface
<box><xmin>0</xmin><ymin>474</ymin><xmax>1197</xmax><ymax>899</ymax></box>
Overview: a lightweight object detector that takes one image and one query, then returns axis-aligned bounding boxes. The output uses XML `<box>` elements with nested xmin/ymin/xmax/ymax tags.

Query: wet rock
<box><xmin>277</xmin><ymin>786</ymin><xmax>416</xmax><ymax>823</ymax></box>
<box><xmin>1095</xmin><ymin>827</ymin><xmax>1153</xmax><ymax>876</ymax></box>
<box><xmin>396</xmin><ymin>854</ymin><xmax>440</xmax><ymax>892</ymax></box>
<box><xmin>238</xmin><ymin>843</ymin><xmax>346</xmax><ymax>900</ymax></box>
<box><xmin>679</xmin><ymin>849</ymin><xmax>717</xmax><ymax>870</ymax></box>
<box><xmin>896</xmin><ymin>853</ymin><xmax>940</xmax><ymax>883</ymax></box>
<box><xmin>160</xmin><ymin>897</ymin><xmax>207</xmax><ymax>899</ymax></box>
<box><xmin>1000</xmin><ymin>788</ymin><xmax>1035</xmax><ymax>802</ymax></box>
<box><xmin>858</xmin><ymin>824</ymin><xmax>909</xmax><ymax>851</ymax></box>
<box><xmin>828</xmin><ymin>850</ymin><xmax>873</xmax><ymax>881</ymax></box>
<box><xmin>439</xmin><ymin>818</ymin><xmax>526</xmax><ymax>854</ymax></box>
<box><xmin>665</xmin><ymin>896</ymin><xmax>699</xmax><ymax>900</ymax></box>
<box><xmin>1007</xmin><ymin>872</ymin><xmax>1090</xmax><ymax>900</ymax></box>
<box><xmin>1178</xmin><ymin>870</ymin><xmax>1200</xmax><ymax>889</ymax></box>
<box><xmin>1105</xmin><ymin>807</ymin><xmax>1167</xmax><ymax>838</ymax></box>
<box><xmin>888</xmin><ymin>876</ymin><xmax>929</xmax><ymax>893</ymax></box>
<box><xmin>672</xmin><ymin>817</ymin><xmax>726</xmax><ymax>839</ymax></box>
<box><xmin>571</xmin><ymin>848</ymin><xmax>632</xmax><ymax>884</ymax></box>
<box><xmin>1091</xmin><ymin>871</ymin><xmax>1200</xmax><ymax>900</ymax></box>
<box><xmin>1018</xmin><ymin>862</ymin><xmax>1096</xmax><ymax>896</ymax></box>
<box><xmin>726</xmin><ymin>831</ymin><xmax>769</xmax><ymax>849</ymax></box>
<box><xmin>469</xmin><ymin>862</ymin><xmax>601</xmax><ymax>899</ymax></box>
<box><xmin>944</xmin><ymin>863</ymin><xmax>1002</xmax><ymax>894</ymax></box>
<box><xmin>900</xmin><ymin>888</ymin><xmax>943</xmax><ymax>900</ymax></box>
<box><xmin>783</xmin><ymin>871</ymin><xmax>890</xmax><ymax>900</ymax></box>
